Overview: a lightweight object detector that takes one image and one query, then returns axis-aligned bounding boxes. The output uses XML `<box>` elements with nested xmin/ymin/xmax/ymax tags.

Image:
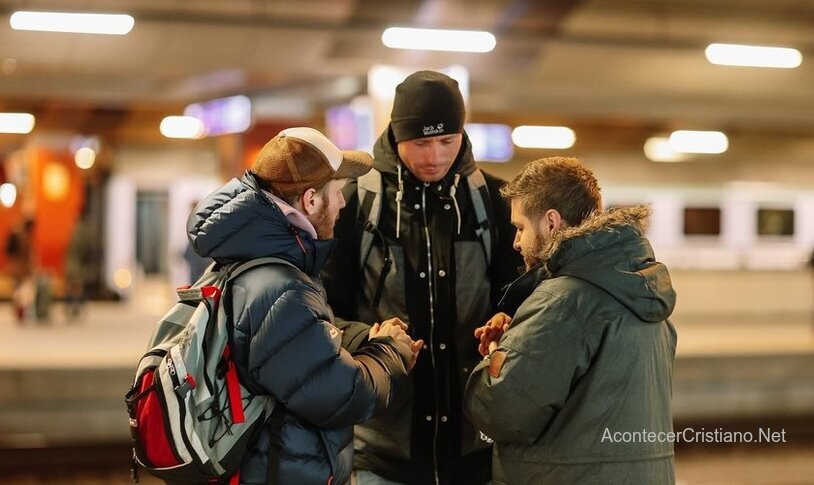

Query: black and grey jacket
<box><xmin>188</xmin><ymin>172</ymin><xmax>413</xmax><ymax>485</ymax></box>
<box><xmin>322</xmin><ymin>128</ymin><xmax>522</xmax><ymax>484</ymax></box>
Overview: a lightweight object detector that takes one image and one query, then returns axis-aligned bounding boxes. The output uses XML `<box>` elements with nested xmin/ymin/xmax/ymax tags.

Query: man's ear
<box><xmin>298</xmin><ymin>187</ymin><xmax>320</xmax><ymax>216</ymax></box>
<box><xmin>544</xmin><ymin>209</ymin><xmax>564</xmax><ymax>232</ymax></box>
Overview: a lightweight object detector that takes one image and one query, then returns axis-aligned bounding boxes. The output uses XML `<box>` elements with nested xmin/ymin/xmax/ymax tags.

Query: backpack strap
<box><xmin>227</xmin><ymin>257</ymin><xmax>298</xmax><ymax>282</ymax></box>
<box><xmin>357</xmin><ymin>169</ymin><xmax>383</xmax><ymax>272</ymax></box>
<box><xmin>356</xmin><ymin>168</ymin><xmax>494</xmax><ymax>270</ymax></box>
<box><xmin>265</xmin><ymin>401</ymin><xmax>287</xmax><ymax>485</ymax></box>
<box><xmin>467</xmin><ymin>169</ymin><xmax>493</xmax><ymax>266</ymax></box>
<box><xmin>221</xmin><ymin>257</ymin><xmax>292</xmax><ymax>484</ymax></box>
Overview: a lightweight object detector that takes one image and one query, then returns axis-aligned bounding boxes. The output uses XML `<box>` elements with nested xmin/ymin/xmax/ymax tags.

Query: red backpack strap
<box><xmin>222</xmin><ymin>346</ymin><xmax>245</xmax><ymax>424</ymax></box>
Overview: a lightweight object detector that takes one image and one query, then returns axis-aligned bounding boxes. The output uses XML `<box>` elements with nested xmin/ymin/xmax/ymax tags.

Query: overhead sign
<box><xmin>184</xmin><ymin>95</ymin><xmax>252</xmax><ymax>137</ymax></box>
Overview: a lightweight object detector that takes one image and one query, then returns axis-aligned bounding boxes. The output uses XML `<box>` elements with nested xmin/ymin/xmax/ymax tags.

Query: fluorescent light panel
<box><xmin>382</xmin><ymin>27</ymin><xmax>496</xmax><ymax>53</ymax></box>
<box><xmin>644</xmin><ymin>137</ymin><xmax>691</xmax><ymax>163</ymax></box>
<box><xmin>0</xmin><ymin>113</ymin><xmax>35</xmax><ymax>134</ymax></box>
<box><xmin>511</xmin><ymin>126</ymin><xmax>576</xmax><ymax>149</ymax></box>
<box><xmin>705</xmin><ymin>43</ymin><xmax>802</xmax><ymax>68</ymax></box>
<box><xmin>160</xmin><ymin>116</ymin><xmax>205</xmax><ymax>139</ymax></box>
<box><xmin>669</xmin><ymin>130</ymin><xmax>728</xmax><ymax>154</ymax></box>
<box><xmin>10</xmin><ymin>11</ymin><xmax>134</xmax><ymax>35</ymax></box>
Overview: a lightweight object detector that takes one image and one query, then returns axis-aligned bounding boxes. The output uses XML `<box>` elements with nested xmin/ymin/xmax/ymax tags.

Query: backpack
<box><xmin>125</xmin><ymin>257</ymin><xmax>291</xmax><ymax>484</ymax></box>
<box><xmin>356</xmin><ymin>168</ymin><xmax>494</xmax><ymax>308</ymax></box>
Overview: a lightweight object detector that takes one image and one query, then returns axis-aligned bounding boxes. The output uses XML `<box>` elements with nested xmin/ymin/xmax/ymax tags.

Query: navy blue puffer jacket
<box><xmin>187</xmin><ymin>172</ymin><xmax>412</xmax><ymax>484</ymax></box>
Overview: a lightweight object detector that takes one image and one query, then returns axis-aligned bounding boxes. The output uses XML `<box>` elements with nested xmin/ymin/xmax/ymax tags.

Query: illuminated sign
<box><xmin>184</xmin><ymin>95</ymin><xmax>252</xmax><ymax>137</ymax></box>
<box><xmin>465</xmin><ymin>123</ymin><xmax>513</xmax><ymax>162</ymax></box>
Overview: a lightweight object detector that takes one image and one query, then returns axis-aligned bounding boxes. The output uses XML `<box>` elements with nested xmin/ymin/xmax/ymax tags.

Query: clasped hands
<box><xmin>369</xmin><ymin>318</ymin><xmax>423</xmax><ymax>370</ymax></box>
<box><xmin>473</xmin><ymin>312</ymin><xmax>512</xmax><ymax>357</ymax></box>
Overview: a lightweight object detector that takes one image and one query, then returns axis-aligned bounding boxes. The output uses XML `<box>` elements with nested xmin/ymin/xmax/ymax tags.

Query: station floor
<box><xmin>1</xmin><ymin>277</ymin><xmax>813</xmax><ymax>369</ymax></box>
<box><xmin>1</xmin><ymin>278</ymin><xmax>813</xmax><ymax>483</ymax></box>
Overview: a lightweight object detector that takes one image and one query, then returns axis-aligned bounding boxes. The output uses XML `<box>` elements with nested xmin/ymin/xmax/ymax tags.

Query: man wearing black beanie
<box><xmin>322</xmin><ymin>70</ymin><xmax>522</xmax><ymax>485</ymax></box>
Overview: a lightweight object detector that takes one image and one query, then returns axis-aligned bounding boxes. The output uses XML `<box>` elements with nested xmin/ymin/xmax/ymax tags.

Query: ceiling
<box><xmin>0</xmin><ymin>0</ymin><xmax>813</xmax><ymax>145</ymax></box>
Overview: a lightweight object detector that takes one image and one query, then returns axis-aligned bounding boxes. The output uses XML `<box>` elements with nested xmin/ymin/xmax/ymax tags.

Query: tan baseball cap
<box><xmin>251</xmin><ymin>127</ymin><xmax>373</xmax><ymax>198</ymax></box>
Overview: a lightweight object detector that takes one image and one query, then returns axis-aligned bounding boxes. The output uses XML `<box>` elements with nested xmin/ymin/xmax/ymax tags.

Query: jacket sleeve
<box><xmin>464</xmin><ymin>290</ymin><xmax>595</xmax><ymax>444</ymax></box>
<box><xmin>484</xmin><ymin>173</ymin><xmax>524</xmax><ymax>307</ymax></box>
<box><xmin>244</xmin><ymin>281</ymin><xmax>413</xmax><ymax>429</ymax></box>
<box><xmin>321</xmin><ymin>181</ymin><xmax>360</xmax><ymax>321</ymax></box>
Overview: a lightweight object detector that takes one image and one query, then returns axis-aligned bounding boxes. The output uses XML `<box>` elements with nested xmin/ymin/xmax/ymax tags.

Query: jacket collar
<box><xmin>497</xmin><ymin>262</ymin><xmax>546</xmax><ymax>317</ymax></box>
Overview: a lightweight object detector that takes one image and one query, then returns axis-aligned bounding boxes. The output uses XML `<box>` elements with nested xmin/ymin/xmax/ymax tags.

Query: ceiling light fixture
<box><xmin>644</xmin><ymin>137</ymin><xmax>691</xmax><ymax>163</ymax></box>
<box><xmin>75</xmin><ymin>147</ymin><xmax>97</xmax><ymax>169</ymax></box>
<box><xmin>10</xmin><ymin>11</ymin><xmax>134</xmax><ymax>35</ymax></box>
<box><xmin>511</xmin><ymin>126</ymin><xmax>576</xmax><ymax>149</ymax></box>
<box><xmin>669</xmin><ymin>130</ymin><xmax>729</xmax><ymax>154</ymax></box>
<box><xmin>0</xmin><ymin>183</ymin><xmax>17</xmax><ymax>208</ymax></box>
<box><xmin>705</xmin><ymin>43</ymin><xmax>802</xmax><ymax>68</ymax></box>
<box><xmin>0</xmin><ymin>112</ymin><xmax>35</xmax><ymax>134</ymax></box>
<box><xmin>382</xmin><ymin>27</ymin><xmax>496</xmax><ymax>53</ymax></box>
<box><xmin>160</xmin><ymin>116</ymin><xmax>205</xmax><ymax>139</ymax></box>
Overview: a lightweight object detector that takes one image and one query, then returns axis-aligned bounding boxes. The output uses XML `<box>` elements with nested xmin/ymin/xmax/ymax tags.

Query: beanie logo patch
<box><xmin>422</xmin><ymin>123</ymin><xmax>445</xmax><ymax>137</ymax></box>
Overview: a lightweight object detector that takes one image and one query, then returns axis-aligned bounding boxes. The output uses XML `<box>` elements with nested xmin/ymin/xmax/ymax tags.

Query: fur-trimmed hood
<box><xmin>543</xmin><ymin>204</ymin><xmax>676</xmax><ymax>323</ymax></box>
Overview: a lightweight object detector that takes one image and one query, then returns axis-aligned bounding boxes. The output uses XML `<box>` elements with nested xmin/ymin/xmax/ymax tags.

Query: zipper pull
<box><xmin>289</xmin><ymin>225</ymin><xmax>307</xmax><ymax>253</ymax></box>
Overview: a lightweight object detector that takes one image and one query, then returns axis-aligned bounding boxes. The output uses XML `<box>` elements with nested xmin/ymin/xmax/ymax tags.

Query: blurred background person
<box><xmin>5</xmin><ymin>218</ymin><xmax>35</xmax><ymax>324</ymax></box>
<box><xmin>64</xmin><ymin>204</ymin><xmax>96</xmax><ymax>321</ymax></box>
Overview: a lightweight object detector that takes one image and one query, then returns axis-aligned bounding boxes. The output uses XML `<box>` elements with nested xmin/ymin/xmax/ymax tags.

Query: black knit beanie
<box><xmin>390</xmin><ymin>70</ymin><xmax>466</xmax><ymax>142</ymax></box>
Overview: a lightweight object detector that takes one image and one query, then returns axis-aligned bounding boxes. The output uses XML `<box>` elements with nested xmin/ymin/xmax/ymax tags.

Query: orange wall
<box><xmin>32</xmin><ymin>148</ymin><xmax>84</xmax><ymax>274</ymax></box>
<box><xmin>0</xmin><ymin>148</ymin><xmax>84</xmax><ymax>276</ymax></box>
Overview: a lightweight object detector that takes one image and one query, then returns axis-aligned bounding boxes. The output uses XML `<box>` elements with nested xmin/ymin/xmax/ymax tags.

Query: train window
<box><xmin>683</xmin><ymin>207</ymin><xmax>721</xmax><ymax>236</ymax></box>
<box><xmin>757</xmin><ymin>208</ymin><xmax>794</xmax><ymax>237</ymax></box>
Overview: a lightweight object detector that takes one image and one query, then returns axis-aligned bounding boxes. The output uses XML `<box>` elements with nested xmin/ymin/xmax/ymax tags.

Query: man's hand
<box><xmin>474</xmin><ymin>312</ymin><xmax>512</xmax><ymax>357</ymax></box>
<box><xmin>369</xmin><ymin>320</ymin><xmax>410</xmax><ymax>344</ymax></box>
<box><xmin>407</xmin><ymin>338</ymin><xmax>424</xmax><ymax>372</ymax></box>
<box><xmin>369</xmin><ymin>319</ymin><xmax>423</xmax><ymax>372</ymax></box>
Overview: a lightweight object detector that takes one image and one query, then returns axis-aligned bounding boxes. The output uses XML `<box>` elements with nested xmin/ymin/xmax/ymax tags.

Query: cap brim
<box><xmin>333</xmin><ymin>150</ymin><xmax>373</xmax><ymax>179</ymax></box>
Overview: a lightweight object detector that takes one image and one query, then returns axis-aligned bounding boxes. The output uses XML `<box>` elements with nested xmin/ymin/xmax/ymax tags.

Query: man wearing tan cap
<box><xmin>187</xmin><ymin>127</ymin><xmax>422</xmax><ymax>484</ymax></box>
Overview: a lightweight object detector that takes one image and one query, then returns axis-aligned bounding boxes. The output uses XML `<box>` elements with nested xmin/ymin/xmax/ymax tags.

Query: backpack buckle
<box><xmin>175</xmin><ymin>374</ymin><xmax>196</xmax><ymax>397</ymax></box>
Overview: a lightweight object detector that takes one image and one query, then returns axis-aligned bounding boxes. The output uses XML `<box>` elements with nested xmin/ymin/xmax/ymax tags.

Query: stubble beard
<box><xmin>523</xmin><ymin>234</ymin><xmax>547</xmax><ymax>270</ymax></box>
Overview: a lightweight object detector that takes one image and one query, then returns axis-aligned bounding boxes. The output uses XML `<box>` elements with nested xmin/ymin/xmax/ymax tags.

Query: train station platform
<box><xmin>1</xmin><ymin>277</ymin><xmax>813</xmax><ymax>483</ymax></box>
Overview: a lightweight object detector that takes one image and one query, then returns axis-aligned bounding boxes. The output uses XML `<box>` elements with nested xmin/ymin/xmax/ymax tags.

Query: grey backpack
<box><xmin>125</xmin><ymin>258</ymin><xmax>291</xmax><ymax>484</ymax></box>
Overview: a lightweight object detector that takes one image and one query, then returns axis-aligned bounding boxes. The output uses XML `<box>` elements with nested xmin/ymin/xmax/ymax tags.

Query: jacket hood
<box><xmin>372</xmin><ymin>126</ymin><xmax>477</xmax><ymax>182</ymax></box>
<box><xmin>186</xmin><ymin>171</ymin><xmax>335</xmax><ymax>276</ymax></box>
<box><xmin>543</xmin><ymin>205</ymin><xmax>676</xmax><ymax>323</ymax></box>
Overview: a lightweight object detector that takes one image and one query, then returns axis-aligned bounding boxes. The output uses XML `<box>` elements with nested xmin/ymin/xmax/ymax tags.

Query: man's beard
<box><xmin>310</xmin><ymin>209</ymin><xmax>335</xmax><ymax>240</ymax></box>
<box><xmin>523</xmin><ymin>234</ymin><xmax>547</xmax><ymax>270</ymax></box>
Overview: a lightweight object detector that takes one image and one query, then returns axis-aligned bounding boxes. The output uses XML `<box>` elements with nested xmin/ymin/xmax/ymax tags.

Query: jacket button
<box><xmin>441</xmin><ymin>416</ymin><xmax>448</xmax><ymax>422</ymax></box>
<box><xmin>414</xmin><ymin>204</ymin><xmax>421</xmax><ymax>210</ymax></box>
<box><xmin>438</xmin><ymin>270</ymin><xmax>446</xmax><ymax>277</ymax></box>
<box><xmin>419</xmin><ymin>271</ymin><xmax>426</xmax><ymax>278</ymax></box>
<box><xmin>426</xmin><ymin>415</ymin><xmax>433</xmax><ymax>421</ymax></box>
<box><xmin>423</xmin><ymin>344</ymin><xmax>428</xmax><ymax>350</ymax></box>
<box><xmin>437</xmin><ymin>185</ymin><xmax>442</xmax><ymax>191</ymax></box>
<box><xmin>444</xmin><ymin>204</ymin><xmax>451</xmax><ymax>210</ymax></box>
<box><xmin>462</xmin><ymin>367</ymin><xmax>469</xmax><ymax>373</ymax></box>
<box><xmin>439</xmin><ymin>343</ymin><xmax>446</xmax><ymax>350</ymax></box>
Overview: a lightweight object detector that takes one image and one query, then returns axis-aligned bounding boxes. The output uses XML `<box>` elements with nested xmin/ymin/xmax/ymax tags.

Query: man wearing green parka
<box><xmin>464</xmin><ymin>157</ymin><xmax>677</xmax><ymax>485</ymax></box>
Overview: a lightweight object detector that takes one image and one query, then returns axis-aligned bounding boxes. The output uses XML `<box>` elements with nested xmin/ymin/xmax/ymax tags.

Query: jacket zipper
<box><xmin>421</xmin><ymin>184</ymin><xmax>441</xmax><ymax>485</ymax></box>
